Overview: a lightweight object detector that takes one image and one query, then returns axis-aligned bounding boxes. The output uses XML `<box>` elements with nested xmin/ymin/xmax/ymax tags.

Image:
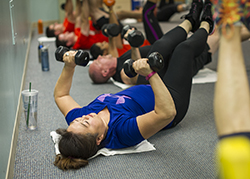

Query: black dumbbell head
<box><xmin>123</xmin><ymin>59</ymin><xmax>137</xmax><ymax>78</ymax></box>
<box><xmin>107</xmin><ymin>24</ymin><xmax>121</xmax><ymax>37</ymax></box>
<box><xmin>121</xmin><ymin>25</ymin><xmax>137</xmax><ymax>39</ymax></box>
<box><xmin>74</xmin><ymin>50</ymin><xmax>90</xmax><ymax>66</ymax></box>
<box><xmin>101</xmin><ymin>24</ymin><xmax>109</xmax><ymax>37</ymax></box>
<box><xmin>55</xmin><ymin>46</ymin><xmax>69</xmax><ymax>62</ymax></box>
<box><xmin>148</xmin><ymin>52</ymin><xmax>164</xmax><ymax>72</ymax></box>
<box><xmin>127</xmin><ymin>30</ymin><xmax>145</xmax><ymax>47</ymax></box>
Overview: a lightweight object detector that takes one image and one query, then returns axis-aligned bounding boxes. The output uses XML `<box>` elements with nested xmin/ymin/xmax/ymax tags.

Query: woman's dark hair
<box><xmin>90</xmin><ymin>44</ymin><xmax>104</xmax><ymax>59</ymax></box>
<box><xmin>55</xmin><ymin>35</ymin><xmax>73</xmax><ymax>49</ymax></box>
<box><xmin>54</xmin><ymin>128</ymin><xmax>100</xmax><ymax>170</ymax></box>
<box><xmin>46</xmin><ymin>26</ymin><xmax>56</xmax><ymax>37</ymax></box>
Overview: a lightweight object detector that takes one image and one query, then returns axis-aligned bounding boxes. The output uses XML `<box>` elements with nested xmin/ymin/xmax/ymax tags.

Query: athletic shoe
<box><xmin>181</xmin><ymin>0</ymin><xmax>204</xmax><ymax>32</ymax></box>
<box><xmin>211</xmin><ymin>0</ymin><xmax>244</xmax><ymax>38</ymax></box>
<box><xmin>201</xmin><ymin>0</ymin><xmax>215</xmax><ymax>35</ymax></box>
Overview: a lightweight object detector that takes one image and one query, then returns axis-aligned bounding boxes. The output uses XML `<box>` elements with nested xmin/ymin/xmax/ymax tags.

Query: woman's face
<box><xmin>67</xmin><ymin>113</ymin><xmax>104</xmax><ymax>135</ymax></box>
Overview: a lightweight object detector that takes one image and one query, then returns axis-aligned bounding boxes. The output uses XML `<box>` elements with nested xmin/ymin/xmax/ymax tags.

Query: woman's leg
<box><xmin>212</xmin><ymin>0</ymin><xmax>250</xmax><ymax>138</ymax></box>
<box><xmin>143</xmin><ymin>0</ymin><xmax>164</xmax><ymax>44</ymax></box>
<box><xmin>161</xmin><ymin>0</ymin><xmax>213</xmax><ymax>127</ymax></box>
<box><xmin>212</xmin><ymin>0</ymin><xmax>250</xmax><ymax>177</ymax></box>
<box><xmin>164</xmin><ymin>27</ymin><xmax>209</xmax><ymax>127</ymax></box>
<box><xmin>215</xmin><ymin>26</ymin><xmax>250</xmax><ymax>137</ymax></box>
<box><xmin>137</xmin><ymin>0</ymin><xmax>204</xmax><ymax>85</ymax></box>
<box><xmin>136</xmin><ymin>24</ymin><xmax>188</xmax><ymax>84</ymax></box>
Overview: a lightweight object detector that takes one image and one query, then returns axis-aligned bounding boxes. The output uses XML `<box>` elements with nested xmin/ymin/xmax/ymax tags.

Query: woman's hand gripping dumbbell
<box><xmin>121</xmin><ymin>25</ymin><xmax>145</xmax><ymax>47</ymax></box>
<box><xmin>55</xmin><ymin>46</ymin><xmax>90</xmax><ymax>67</ymax></box>
<box><xmin>123</xmin><ymin>52</ymin><xmax>164</xmax><ymax>78</ymax></box>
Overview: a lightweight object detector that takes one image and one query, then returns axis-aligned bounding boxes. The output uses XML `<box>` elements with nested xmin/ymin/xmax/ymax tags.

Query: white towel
<box><xmin>110</xmin><ymin>68</ymin><xmax>217</xmax><ymax>90</ymax></box>
<box><xmin>38</xmin><ymin>36</ymin><xmax>56</xmax><ymax>43</ymax></box>
<box><xmin>192</xmin><ymin>68</ymin><xmax>217</xmax><ymax>84</ymax></box>
<box><xmin>50</xmin><ymin>131</ymin><xmax>156</xmax><ymax>160</ymax></box>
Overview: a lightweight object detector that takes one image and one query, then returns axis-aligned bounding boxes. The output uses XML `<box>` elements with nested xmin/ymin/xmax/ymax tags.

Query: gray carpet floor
<box><xmin>13</xmin><ymin>13</ymin><xmax>250</xmax><ymax>179</ymax></box>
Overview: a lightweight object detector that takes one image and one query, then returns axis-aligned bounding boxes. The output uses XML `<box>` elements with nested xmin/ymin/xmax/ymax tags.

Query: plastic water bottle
<box><xmin>41</xmin><ymin>46</ymin><xmax>50</xmax><ymax>71</ymax></box>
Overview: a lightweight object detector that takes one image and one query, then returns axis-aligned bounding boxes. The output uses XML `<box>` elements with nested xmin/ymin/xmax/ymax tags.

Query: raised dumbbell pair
<box><xmin>121</xmin><ymin>25</ymin><xmax>145</xmax><ymax>48</ymax></box>
<box><xmin>55</xmin><ymin>46</ymin><xmax>90</xmax><ymax>67</ymax></box>
<box><xmin>123</xmin><ymin>52</ymin><xmax>164</xmax><ymax>78</ymax></box>
<box><xmin>101</xmin><ymin>23</ymin><xmax>121</xmax><ymax>37</ymax></box>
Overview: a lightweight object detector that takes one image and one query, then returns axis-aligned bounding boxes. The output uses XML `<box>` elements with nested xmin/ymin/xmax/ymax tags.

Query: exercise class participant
<box><xmin>53</xmin><ymin>0</ymin><xmax>214</xmax><ymax>170</ymax></box>
<box><xmin>46</xmin><ymin>0</ymin><xmax>80</xmax><ymax>37</ymax></box>
<box><xmin>55</xmin><ymin>0</ymin><xmax>109</xmax><ymax>49</ymax></box>
<box><xmin>90</xmin><ymin>2</ymin><xmax>151</xmax><ymax>59</ymax></box>
<box><xmin>89</xmin><ymin>0</ymin><xmax>187</xmax><ymax>63</ymax></box>
<box><xmin>88</xmin><ymin>0</ymin><xmax>214</xmax><ymax>84</ymax></box>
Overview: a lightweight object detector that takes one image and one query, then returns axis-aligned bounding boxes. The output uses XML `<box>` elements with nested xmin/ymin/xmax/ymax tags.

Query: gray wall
<box><xmin>0</xmin><ymin>0</ymin><xmax>59</xmax><ymax>178</ymax></box>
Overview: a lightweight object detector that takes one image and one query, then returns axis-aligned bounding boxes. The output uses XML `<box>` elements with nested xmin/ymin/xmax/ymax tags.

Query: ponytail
<box><xmin>54</xmin><ymin>154</ymin><xmax>88</xmax><ymax>170</ymax></box>
<box><xmin>54</xmin><ymin>128</ymin><xmax>99</xmax><ymax>170</ymax></box>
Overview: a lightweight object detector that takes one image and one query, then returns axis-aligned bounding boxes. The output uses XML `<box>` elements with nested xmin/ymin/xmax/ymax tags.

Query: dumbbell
<box><xmin>123</xmin><ymin>52</ymin><xmax>164</xmax><ymax>78</ymax></box>
<box><xmin>55</xmin><ymin>46</ymin><xmax>90</xmax><ymax>67</ymax></box>
<box><xmin>121</xmin><ymin>25</ymin><xmax>145</xmax><ymax>47</ymax></box>
<box><xmin>103</xmin><ymin>0</ymin><xmax>115</xmax><ymax>7</ymax></box>
<box><xmin>101</xmin><ymin>23</ymin><xmax>121</xmax><ymax>37</ymax></box>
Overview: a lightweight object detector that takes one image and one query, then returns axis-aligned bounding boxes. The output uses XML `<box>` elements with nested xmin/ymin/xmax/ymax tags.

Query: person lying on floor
<box><xmin>46</xmin><ymin>0</ymin><xmax>80</xmax><ymax>37</ymax></box>
<box><xmin>46</xmin><ymin>0</ymin><xmax>108</xmax><ymax>38</ymax></box>
<box><xmin>88</xmin><ymin>0</ymin><xmax>250</xmax><ymax>85</ymax></box>
<box><xmin>89</xmin><ymin>2</ymin><xmax>151</xmax><ymax>59</ymax></box>
<box><xmin>90</xmin><ymin>0</ymin><xmax>169</xmax><ymax>60</ymax></box>
<box><xmin>53</xmin><ymin>0</ymin><xmax>214</xmax><ymax>170</ymax></box>
<box><xmin>88</xmin><ymin>0</ymin><xmax>216</xmax><ymax>85</ymax></box>
<box><xmin>55</xmin><ymin>0</ymin><xmax>114</xmax><ymax>50</ymax></box>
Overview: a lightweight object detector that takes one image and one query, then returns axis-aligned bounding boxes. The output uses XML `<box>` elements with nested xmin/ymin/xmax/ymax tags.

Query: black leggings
<box><xmin>143</xmin><ymin>1</ymin><xmax>181</xmax><ymax>44</ymax></box>
<box><xmin>137</xmin><ymin>27</ymin><xmax>209</xmax><ymax>127</ymax></box>
<box><xmin>143</xmin><ymin>1</ymin><xmax>163</xmax><ymax>44</ymax></box>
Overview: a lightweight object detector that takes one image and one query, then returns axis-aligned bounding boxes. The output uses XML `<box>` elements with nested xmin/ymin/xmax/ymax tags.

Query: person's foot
<box><xmin>181</xmin><ymin>0</ymin><xmax>204</xmax><ymax>32</ymax></box>
<box><xmin>201</xmin><ymin>0</ymin><xmax>215</xmax><ymax>35</ymax></box>
<box><xmin>212</xmin><ymin>0</ymin><xmax>244</xmax><ymax>38</ymax></box>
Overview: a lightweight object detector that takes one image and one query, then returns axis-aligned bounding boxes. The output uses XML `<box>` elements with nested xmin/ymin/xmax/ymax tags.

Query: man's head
<box><xmin>88</xmin><ymin>55</ymin><xmax>117</xmax><ymax>84</ymax></box>
<box><xmin>46</xmin><ymin>22</ymin><xmax>65</xmax><ymax>37</ymax></box>
<box><xmin>55</xmin><ymin>31</ymin><xmax>75</xmax><ymax>48</ymax></box>
<box><xmin>90</xmin><ymin>41</ymin><xmax>109</xmax><ymax>59</ymax></box>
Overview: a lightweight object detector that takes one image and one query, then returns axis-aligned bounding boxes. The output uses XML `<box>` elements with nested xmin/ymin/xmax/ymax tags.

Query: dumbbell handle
<box><xmin>123</xmin><ymin>52</ymin><xmax>164</xmax><ymax>78</ymax></box>
<box><xmin>55</xmin><ymin>46</ymin><xmax>89</xmax><ymax>66</ymax></box>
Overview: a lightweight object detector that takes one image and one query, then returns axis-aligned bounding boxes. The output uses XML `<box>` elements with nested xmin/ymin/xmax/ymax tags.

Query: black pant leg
<box><xmin>143</xmin><ymin>1</ymin><xmax>163</xmax><ymax>44</ymax></box>
<box><xmin>163</xmin><ymin>28</ymin><xmax>209</xmax><ymax>127</ymax></box>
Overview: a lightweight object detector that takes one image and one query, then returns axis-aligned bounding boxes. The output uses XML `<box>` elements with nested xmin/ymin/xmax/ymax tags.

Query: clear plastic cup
<box><xmin>21</xmin><ymin>89</ymin><xmax>38</xmax><ymax>130</ymax></box>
